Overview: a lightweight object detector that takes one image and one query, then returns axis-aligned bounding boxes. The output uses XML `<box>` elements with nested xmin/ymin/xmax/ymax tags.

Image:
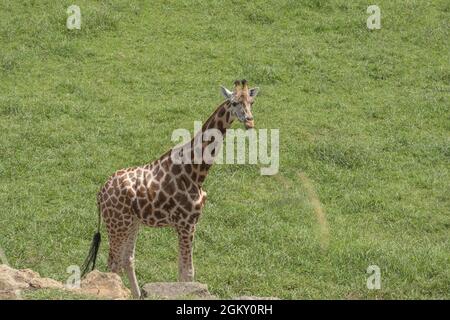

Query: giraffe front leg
<box><xmin>176</xmin><ymin>226</ymin><xmax>196</xmax><ymax>282</ymax></box>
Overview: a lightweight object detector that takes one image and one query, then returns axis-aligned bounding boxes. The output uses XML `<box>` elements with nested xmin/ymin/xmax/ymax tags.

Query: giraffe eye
<box><xmin>232</xmin><ymin>102</ymin><xmax>238</xmax><ymax>107</ymax></box>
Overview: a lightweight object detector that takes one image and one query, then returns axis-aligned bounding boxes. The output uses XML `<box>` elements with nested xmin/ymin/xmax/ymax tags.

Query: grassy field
<box><xmin>0</xmin><ymin>0</ymin><xmax>449</xmax><ymax>299</ymax></box>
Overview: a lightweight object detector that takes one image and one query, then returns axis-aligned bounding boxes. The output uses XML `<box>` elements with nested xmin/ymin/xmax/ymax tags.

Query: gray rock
<box><xmin>142</xmin><ymin>282</ymin><xmax>216</xmax><ymax>300</ymax></box>
<box><xmin>232</xmin><ymin>296</ymin><xmax>280</xmax><ymax>300</ymax></box>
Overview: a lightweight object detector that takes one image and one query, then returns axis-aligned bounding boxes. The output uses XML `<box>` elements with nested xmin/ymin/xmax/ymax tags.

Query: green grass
<box><xmin>21</xmin><ymin>289</ymin><xmax>100</xmax><ymax>300</ymax></box>
<box><xmin>0</xmin><ymin>0</ymin><xmax>449</xmax><ymax>299</ymax></box>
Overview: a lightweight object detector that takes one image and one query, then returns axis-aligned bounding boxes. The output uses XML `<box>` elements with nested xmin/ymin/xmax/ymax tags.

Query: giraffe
<box><xmin>81</xmin><ymin>80</ymin><xmax>260</xmax><ymax>298</ymax></box>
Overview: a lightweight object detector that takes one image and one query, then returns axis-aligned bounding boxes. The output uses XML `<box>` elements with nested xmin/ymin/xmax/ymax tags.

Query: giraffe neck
<box><xmin>179</xmin><ymin>100</ymin><xmax>236</xmax><ymax>186</ymax></box>
<box><xmin>201</xmin><ymin>100</ymin><xmax>235</xmax><ymax>135</ymax></box>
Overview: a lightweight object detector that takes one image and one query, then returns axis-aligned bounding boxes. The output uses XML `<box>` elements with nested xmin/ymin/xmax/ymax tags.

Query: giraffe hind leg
<box><xmin>121</xmin><ymin>219</ymin><xmax>141</xmax><ymax>299</ymax></box>
<box><xmin>103</xmin><ymin>207</ymin><xmax>141</xmax><ymax>298</ymax></box>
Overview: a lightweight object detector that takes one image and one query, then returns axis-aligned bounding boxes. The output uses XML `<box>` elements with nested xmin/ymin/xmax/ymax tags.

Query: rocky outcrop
<box><xmin>0</xmin><ymin>265</ymin><xmax>130</xmax><ymax>300</ymax></box>
<box><xmin>74</xmin><ymin>270</ymin><xmax>131</xmax><ymax>299</ymax></box>
<box><xmin>1</xmin><ymin>264</ymin><xmax>280</xmax><ymax>300</ymax></box>
<box><xmin>0</xmin><ymin>264</ymin><xmax>64</xmax><ymax>292</ymax></box>
<box><xmin>0</xmin><ymin>290</ymin><xmax>22</xmax><ymax>300</ymax></box>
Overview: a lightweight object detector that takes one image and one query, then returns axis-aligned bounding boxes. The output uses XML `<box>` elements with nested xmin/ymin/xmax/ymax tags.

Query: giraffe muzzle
<box><xmin>245</xmin><ymin>119</ymin><xmax>255</xmax><ymax>129</ymax></box>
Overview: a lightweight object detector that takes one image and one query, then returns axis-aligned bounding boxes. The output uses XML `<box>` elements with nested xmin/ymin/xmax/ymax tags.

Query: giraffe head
<box><xmin>220</xmin><ymin>79</ymin><xmax>259</xmax><ymax>129</ymax></box>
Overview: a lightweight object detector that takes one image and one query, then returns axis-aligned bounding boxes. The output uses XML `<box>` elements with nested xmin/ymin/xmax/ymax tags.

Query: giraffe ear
<box><xmin>249</xmin><ymin>87</ymin><xmax>260</xmax><ymax>97</ymax></box>
<box><xmin>220</xmin><ymin>86</ymin><xmax>233</xmax><ymax>100</ymax></box>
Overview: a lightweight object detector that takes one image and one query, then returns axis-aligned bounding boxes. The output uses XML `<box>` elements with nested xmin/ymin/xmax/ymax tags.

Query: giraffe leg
<box><xmin>107</xmin><ymin>237</ymin><xmax>122</xmax><ymax>274</ymax></box>
<box><xmin>176</xmin><ymin>225</ymin><xmax>196</xmax><ymax>282</ymax></box>
<box><xmin>121</xmin><ymin>219</ymin><xmax>141</xmax><ymax>299</ymax></box>
<box><xmin>104</xmin><ymin>207</ymin><xmax>141</xmax><ymax>298</ymax></box>
<box><xmin>104</xmin><ymin>220</ymin><xmax>123</xmax><ymax>274</ymax></box>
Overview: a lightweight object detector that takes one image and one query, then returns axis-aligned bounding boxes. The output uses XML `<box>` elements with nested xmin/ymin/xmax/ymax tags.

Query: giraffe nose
<box><xmin>245</xmin><ymin>119</ymin><xmax>255</xmax><ymax>129</ymax></box>
<box><xmin>245</xmin><ymin>115</ymin><xmax>253</xmax><ymax>121</ymax></box>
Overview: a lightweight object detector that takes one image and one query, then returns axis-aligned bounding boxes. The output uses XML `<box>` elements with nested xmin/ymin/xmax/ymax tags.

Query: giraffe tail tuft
<box><xmin>81</xmin><ymin>231</ymin><xmax>101</xmax><ymax>278</ymax></box>
<box><xmin>81</xmin><ymin>192</ymin><xmax>103</xmax><ymax>278</ymax></box>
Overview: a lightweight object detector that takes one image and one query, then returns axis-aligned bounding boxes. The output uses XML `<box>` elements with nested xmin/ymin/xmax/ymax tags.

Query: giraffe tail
<box><xmin>81</xmin><ymin>197</ymin><xmax>102</xmax><ymax>277</ymax></box>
